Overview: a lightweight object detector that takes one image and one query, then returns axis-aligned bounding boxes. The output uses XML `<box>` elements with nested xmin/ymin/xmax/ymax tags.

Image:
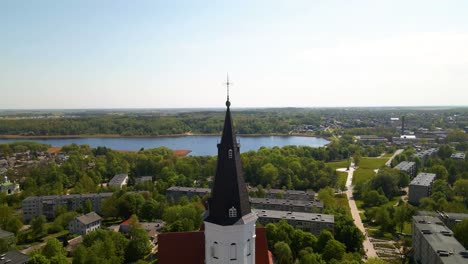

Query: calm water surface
<box><xmin>0</xmin><ymin>136</ymin><xmax>329</xmax><ymax>156</ymax></box>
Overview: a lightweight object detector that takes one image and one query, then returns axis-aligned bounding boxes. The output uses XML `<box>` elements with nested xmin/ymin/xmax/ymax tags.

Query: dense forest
<box><xmin>1</xmin><ymin>107</ymin><xmax>467</xmax><ymax>136</ymax></box>
<box><xmin>0</xmin><ymin>110</ymin><xmax>319</xmax><ymax>136</ymax></box>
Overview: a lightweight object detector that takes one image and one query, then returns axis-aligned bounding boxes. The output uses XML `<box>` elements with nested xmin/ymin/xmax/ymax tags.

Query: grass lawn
<box><xmin>368</xmin><ymin>228</ymin><xmax>393</xmax><ymax>240</ymax></box>
<box><xmin>358</xmin><ymin>157</ymin><xmax>388</xmax><ymax>169</ymax></box>
<box><xmin>42</xmin><ymin>230</ymin><xmax>69</xmax><ymax>242</ymax></box>
<box><xmin>402</xmin><ymin>222</ymin><xmax>412</xmax><ymax>235</ymax></box>
<box><xmin>352</xmin><ymin>168</ymin><xmax>376</xmax><ymax>185</ymax></box>
<box><xmin>337</xmin><ymin>171</ymin><xmax>348</xmax><ymax>190</ymax></box>
<box><xmin>382</xmin><ymin>153</ymin><xmax>394</xmax><ymax>158</ymax></box>
<box><xmin>352</xmin><ymin>157</ymin><xmax>389</xmax><ymax>185</ymax></box>
<box><xmin>335</xmin><ymin>194</ymin><xmax>351</xmax><ymax>215</ymax></box>
<box><xmin>327</xmin><ymin>160</ymin><xmax>349</xmax><ymax>170</ymax></box>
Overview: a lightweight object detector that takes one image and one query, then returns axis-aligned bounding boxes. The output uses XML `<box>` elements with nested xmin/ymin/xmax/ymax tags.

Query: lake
<box><xmin>0</xmin><ymin>136</ymin><xmax>329</xmax><ymax>156</ymax></box>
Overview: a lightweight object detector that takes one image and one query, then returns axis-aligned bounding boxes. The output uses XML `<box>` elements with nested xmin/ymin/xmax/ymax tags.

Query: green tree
<box><xmin>316</xmin><ymin>230</ymin><xmax>333</xmax><ymax>253</ymax></box>
<box><xmin>125</xmin><ymin>227</ymin><xmax>151</xmax><ymax>262</ymax></box>
<box><xmin>454</xmin><ymin>179</ymin><xmax>468</xmax><ymax>206</ymax></box>
<box><xmin>299</xmin><ymin>251</ymin><xmax>325</xmax><ymax>264</ymax></box>
<box><xmin>429</xmin><ymin>165</ymin><xmax>449</xmax><ymax>180</ymax></box>
<box><xmin>140</xmin><ymin>199</ymin><xmax>161</xmax><ymax>221</ymax></box>
<box><xmin>260</xmin><ymin>163</ymin><xmax>279</xmax><ymax>186</ymax></box>
<box><xmin>371</xmin><ymin>168</ymin><xmax>400</xmax><ymax>199</ymax></box>
<box><xmin>31</xmin><ymin>215</ymin><xmax>46</xmax><ymax>239</ymax></box>
<box><xmin>394</xmin><ymin>204</ymin><xmax>414</xmax><ymax>233</ymax></box>
<box><xmin>322</xmin><ymin>239</ymin><xmax>346</xmax><ymax>262</ymax></box>
<box><xmin>453</xmin><ymin>219</ymin><xmax>468</xmax><ymax>248</ymax></box>
<box><xmin>366</xmin><ymin>258</ymin><xmax>389</xmax><ymax>264</ymax></box>
<box><xmin>334</xmin><ymin>214</ymin><xmax>364</xmax><ymax>252</ymax></box>
<box><xmin>437</xmin><ymin>145</ymin><xmax>453</xmax><ymax>159</ymax></box>
<box><xmin>42</xmin><ymin>238</ymin><xmax>66</xmax><ymax>259</ymax></box>
<box><xmin>5</xmin><ymin>216</ymin><xmax>23</xmax><ymax>235</ymax></box>
<box><xmin>27</xmin><ymin>254</ymin><xmax>50</xmax><ymax>264</ymax></box>
<box><xmin>274</xmin><ymin>241</ymin><xmax>293</xmax><ymax>264</ymax></box>
<box><xmin>362</xmin><ymin>190</ymin><xmax>388</xmax><ymax>207</ymax></box>
<box><xmin>375</xmin><ymin>206</ymin><xmax>395</xmax><ymax>233</ymax></box>
<box><xmin>84</xmin><ymin>199</ymin><xmax>93</xmax><ymax>214</ymax></box>
<box><xmin>352</xmin><ymin>153</ymin><xmax>361</xmax><ymax>167</ymax></box>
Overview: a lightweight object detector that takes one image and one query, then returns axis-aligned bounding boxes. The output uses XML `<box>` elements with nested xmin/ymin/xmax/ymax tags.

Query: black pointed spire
<box><xmin>204</xmin><ymin>80</ymin><xmax>251</xmax><ymax>226</ymax></box>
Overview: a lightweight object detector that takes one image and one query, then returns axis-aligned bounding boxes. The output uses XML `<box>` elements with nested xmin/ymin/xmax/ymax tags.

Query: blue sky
<box><xmin>1</xmin><ymin>0</ymin><xmax>468</xmax><ymax>109</ymax></box>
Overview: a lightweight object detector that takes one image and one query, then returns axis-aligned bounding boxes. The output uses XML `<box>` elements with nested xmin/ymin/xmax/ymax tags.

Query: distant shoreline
<box><xmin>0</xmin><ymin>133</ymin><xmax>328</xmax><ymax>140</ymax></box>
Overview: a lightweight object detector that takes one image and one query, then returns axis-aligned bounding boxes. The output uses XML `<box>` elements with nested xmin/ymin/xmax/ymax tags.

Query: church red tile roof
<box><xmin>157</xmin><ymin>227</ymin><xmax>272</xmax><ymax>264</ymax></box>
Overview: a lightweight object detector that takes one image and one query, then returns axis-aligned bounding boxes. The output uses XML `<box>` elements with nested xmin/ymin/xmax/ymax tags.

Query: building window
<box><xmin>228</xmin><ymin>206</ymin><xmax>237</xmax><ymax>218</ymax></box>
<box><xmin>228</xmin><ymin>149</ymin><xmax>233</xmax><ymax>159</ymax></box>
<box><xmin>247</xmin><ymin>239</ymin><xmax>252</xmax><ymax>256</ymax></box>
<box><xmin>230</xmin><ymin>243</ymin><xmax>237</xmax><ymax>260</ymax></box>
<box><xmin>212</xmin><ymin>242</ymin><xmax>219</xmax><ymax>259</ymax></box>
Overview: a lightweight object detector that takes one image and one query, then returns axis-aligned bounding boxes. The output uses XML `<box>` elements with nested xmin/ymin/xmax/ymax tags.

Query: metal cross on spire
<box><xmin>225</xmin><ymin>73</ymin><xmax>232</xmax><ymax>107</ymax></box>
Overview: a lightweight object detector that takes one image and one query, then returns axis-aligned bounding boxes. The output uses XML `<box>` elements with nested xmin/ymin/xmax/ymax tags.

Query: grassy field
<box><xmin>327</xmin><ymin>160</ymin><xmax>349</xmax><ymax>170</ymax></box>
<box><xmin>352</xmin><ymin>157</ymin><xmax>389</xmax><ymax>185</ymax></box>
<box><xmin>382</xmin><ymin>153</ymin><xmax>394</xmax><ymax>158</ymax></box>
<box><xmin>352</xmin><ymin>168</ymin><xmax>376</xmax><ymax>185</ymax></box>
<box><xmin>358</xmin><ymin>157</ymin><xmax>388</xmax><ymax>169</ymax></box>
<box><xmin>337</xmin><ymin>171</ymin><xmax>348</xmax><ymax>190</ymax></box>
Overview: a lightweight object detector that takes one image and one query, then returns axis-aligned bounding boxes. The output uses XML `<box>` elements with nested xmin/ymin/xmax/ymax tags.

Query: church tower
<box><xmin>204</xmin><ymin>78</ymin><xmax>257</xmax><ymax>264</ymax></box>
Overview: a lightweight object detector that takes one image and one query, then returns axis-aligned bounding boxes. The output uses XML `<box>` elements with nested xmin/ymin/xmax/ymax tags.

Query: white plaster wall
<box><xmin>205</xmin><ymin>213</ymin><xmax>257</xmax><ymax>264</ymax></box>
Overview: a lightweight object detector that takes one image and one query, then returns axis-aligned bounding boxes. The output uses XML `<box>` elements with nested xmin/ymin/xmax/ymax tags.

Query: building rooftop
<box><xmin>413</xmin><ymin>148</ymin><xmax>439</xmax><ymax>159</ymax></box>
<box><xmin>157</xmin><ymin>228</ymin><xmax>271</xmax><ymax>264</ymax></box>
<box><xmin>23</xmin><ymin>192</ymin><xmax>113</xmax><ymax>202</ymax></box>
<box><xmin>413</xmin><ymin>216</ymin><xmax>468</xmax><ymax>263</ymax></box>
<box><xmin>108</xmin><ymin>173</ymin><xmax>128</xmax><ymax>186</ymax></box>
<box><xmin>75</xmin><ymin>212</ymin><xmax>101</xmax><ymax>225</ymax></box>
<box><xmin>451</xmin><ymin>152</ymin><xmax>466</xmax><ymax>160</ymax></box>
<box><xmin>250</xmin><ymin>197</ymin><xmax>323</xmax><ymax>208</ymax></box>
<box><xmin>0</xmin><ymin>229</ymin><xmax>14</xmax><ymax>239</ymax></box>
<box><xmin>167</xmin><ymin>186</ymin><xmax>210</xmax><ymax>193</ymax></box>
<box><xmin>410</xmin><ymin>173</ymin><xmax>436</xmax><ymax>187</ymax></box>
<box><xmin>135</xmin><ymin>176</ymin><xmax>153</xmax><ymax>183</ymax></box>
<box><xmin>0</xmin><ymin>250</ymin><xmax>30</xmax><ymax>264</ymax></box>
<box><xmin>253</xmin><ymin>209</ymin><xmax>334</xmax><ymax>223</ymax></box>
<box><xmin>395</xmin><ymin>161</ymin><xmax>416</xmax><ymax>171</ymax></box>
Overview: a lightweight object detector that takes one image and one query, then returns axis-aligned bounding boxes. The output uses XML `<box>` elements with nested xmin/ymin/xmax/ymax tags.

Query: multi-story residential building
<box><xmin>250</xmin><ymin>188</ymin><xmax>316</xmax><ymax>201</ymax></box>
<box><xmin>0</xmin><ymin>229</ymin><xmax>15</xmax><ymax>248</ymax></box>
<box><xmin>253</xmin><ymin>209</ymin><xmax>334</xmax><ymax>235</ymax></box>
<box><xmin>108</xmin><ymin>173</ymin><xmax>129</xmax><ymax>188</ymax></box>
<box><xmin>408</xmin><ymin>173</ymin><xmax>436</xmax><ymax>205</ymax></box>
<box><xmin>69</xmin><ymin>212</ymin><xmax>102</xmax><ymax>236</ymax></box>
<box><xmin>412</xmin><ymin>215</ymin><xmax>467</xmax><ymax>264</ymax></box>
<box><xmin>166</xmin><ymin>186</ymin><xmax>317</xmax><ymax>202</ymax></box>
<box><xmin>356</xmin><ymin>136</ymin><xmax>388</xmax><ymax>145</ymax></box>
<box><xmin>250</xmin><ymin>197</ymin><xmax>323</xmax><ymax>213</ymax></box>
<box><xmin>135</xmin><ymin>176</ymin><xmax>153</xmax><ymax>184</ymax></box>
<box><xmin>0</xmin><ymin>251</ymin><xmax>30</xmax><ymax>264</ymax></box>
<box><xmin>394</xmin><ymin>161</ymin><xmax>417</xmax><ymax>178</ymax></box>
<box><xmin>438</xmin><ymin>212</ymin><xmax>468</xmax><ymax>229</ymax></box>
<box><xmin>166</xmin><ymin>186</ymin><xmax>211</xmax><ymax>201</ymax></box>
<box><xmin>413</xmin><ymin>148</ymin><xmax>439</xmax><ymax>160</ymax></box>
<box><xmin>22</xmin><ymin>193</ymin><xmax>113</xmax><ymax>221</ymax></box>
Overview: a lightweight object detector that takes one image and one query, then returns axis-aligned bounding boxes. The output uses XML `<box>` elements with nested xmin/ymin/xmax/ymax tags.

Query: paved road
<box><xmin>385</xmin><ymin>149</ymin><xmax>404</xmax><ymax>166</ymax></box>
<box><xmin>338</xmin><ymin>163</ymin><xmax>378</xmax><ymax>258</ymax></box>
<box><xmin>337</xmin><ymin>150</ymin><xmax>403</xmax><ymax>259</ymax></box>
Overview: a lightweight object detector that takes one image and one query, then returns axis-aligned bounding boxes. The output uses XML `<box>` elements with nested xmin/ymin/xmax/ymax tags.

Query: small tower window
<box><xmin>228</xmin><ymin>206</ymin><xmax>237</xmax><ymax>218</ymax></box>
<box><xmin>247</xmin><ymin>239</ymin><xmax>252</xmax><ymax>256</ymax></box>
<box><xmin>228</xmin><ymin>149</ymin><xmax>233</xmax><ymax>159</ymax></box>
<box><xmin>230</xmin><ymin>243</ymin><xmax>237</xmax><ymax>260</ymax></box>
<box><xmin>212</xmin><ymin>242</ymin><xmax>219</xmax><ymax>259</ymax></box>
